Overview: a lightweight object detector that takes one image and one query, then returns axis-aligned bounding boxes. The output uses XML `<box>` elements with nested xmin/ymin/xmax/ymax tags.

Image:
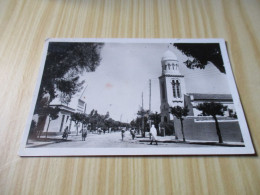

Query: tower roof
<box><xmin>161</xmin><ymin>50</ymin><xmax>178</xmax><ymax>61</ymax></box>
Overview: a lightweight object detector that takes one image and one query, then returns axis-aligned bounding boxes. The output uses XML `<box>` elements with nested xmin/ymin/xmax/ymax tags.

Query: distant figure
<box><xmin>62</xmin><ymin>126</ymin><xmax>69</xmax><ymax>140</ymax></box>
<box><xmin>150</xmin><ymin>125</ymin><xmax>158</xmax><ymax>145</ymax></box>
<box><xmin>98</xmin><ymin>127</ymin><xmax>102</xmax><ymax>135</ymax></box>
<box><xmin>121</xmin><ymin>129</ymin><xmax>125</xmax><ymax>141</ymax></box>
<box><xmin>82</xmin><ymin>127</ymin><xmax>87</xmax><ymax>141</ymax></box>
<box><xmin>130</xmin><ymin>129</ymin><xmax>136</xmax><ymax>140</ymax></box>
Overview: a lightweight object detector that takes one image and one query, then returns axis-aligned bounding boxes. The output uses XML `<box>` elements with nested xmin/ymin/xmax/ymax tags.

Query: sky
<box><xmin>79</xmin><ymin>42</ymin><xmax>231</xmax><ymax>123</ymax></box>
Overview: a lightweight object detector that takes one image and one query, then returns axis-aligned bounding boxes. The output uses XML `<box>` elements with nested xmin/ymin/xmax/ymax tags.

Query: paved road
<box><xmin>41</xmin><ymin>131</ymin><xmax>206</xmax><ymax>148</ymax></box>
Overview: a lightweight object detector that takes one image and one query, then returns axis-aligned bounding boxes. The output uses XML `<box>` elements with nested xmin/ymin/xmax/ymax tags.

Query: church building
<box><xmin>159</xmin><ymin>49</ymin><xmax>243</xmax><ymax>142</ymax></box>
<box><xmin>159</xmin><ymin>50</ymin><xmax>186</xmax><ymax>123</ymax></box>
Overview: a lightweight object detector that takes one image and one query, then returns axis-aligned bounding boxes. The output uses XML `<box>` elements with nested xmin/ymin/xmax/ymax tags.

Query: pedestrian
<box><xmin>98</xmin><ymin>127</ymin><xmax>102</xmax><ymax>135</ymax></box>
<box><xmin>130</xmin><ymin>129</ymin><xmax>136</xmax><ymax>140</ymax></box>
<box><xmin>150</xmin><ymin>124</ymin><xmax>158</xmax><ymax>145</ymax></box>
<box><xmin>82</xmin><ymin>126</ymin><xmax>87</xmax><ymax>141</ymax></box>
<box><xmin>121</xmin><ymin>129</ymin><xmax>125</xmax><ymax>141</ymax></box>
<box><xmin>62</xmin><ymin>126</ymin><xmax>69</xmax><ymax>140</ymax></box>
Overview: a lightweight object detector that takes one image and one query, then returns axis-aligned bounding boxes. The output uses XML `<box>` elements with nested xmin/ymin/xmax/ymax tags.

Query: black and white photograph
<box><xmin>19</xmin><ymin>38</ymin><xmax>254</xmax><ymax>156</ymax></box>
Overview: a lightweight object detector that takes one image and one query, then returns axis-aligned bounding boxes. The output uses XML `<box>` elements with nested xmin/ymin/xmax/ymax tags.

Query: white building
<box><xmin>40</xmin><ymin>86</ymin><xmax>87</xmax><ymax>136</ymax></box>
<box><xmin>159</xmin><ymin>50</ymin><xmax>186</xmax><ymax>122</ymax></box>
<box><xmin>158</xmin><ymin>49</ymin><xmax>243</xmax><ymax>142</ymax></box>
<box><xmin>159</xmin><ymin>49</ymin><xmax>236</xmax><ymax>120</ymax></box>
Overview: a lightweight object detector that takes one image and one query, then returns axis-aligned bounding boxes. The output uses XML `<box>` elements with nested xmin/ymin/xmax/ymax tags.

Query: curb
<box><xmin>137</xmin><ymin>139</ymin><xmax>245</xmax><ymax>147</ymax></box>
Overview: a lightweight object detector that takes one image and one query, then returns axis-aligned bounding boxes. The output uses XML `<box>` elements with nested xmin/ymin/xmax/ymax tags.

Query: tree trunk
<box><xmin>75</xmin><ymin>122</ymin><xmax>79</xmax><ymax>136</ymax></box>
<box><xmin>45</xmin><ymin>118</ymin><xmax>51</xmax><ymax>139</ymax></box>
<box><xmin>213</xmin><ymin>115</ymin><xmax>223</xmax><ymax>143</ymax></box>
<box><xmin>142</xmin><ymin>116</ymin><xmax>145</xmax><ymax>137</ymax></box>
<box><xmin>81</xmin><ymin>123</ymin><xmax>84</xmax><ymax>139</ymax></box>
<box><xmin>180</xmin><ymin>119</ymin><xmax>185</xmax><ymax>142</ymax></box>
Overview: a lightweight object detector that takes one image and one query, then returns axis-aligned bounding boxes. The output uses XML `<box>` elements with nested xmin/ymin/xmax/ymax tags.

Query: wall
<box><xmin>174</xmin><ymin>117</ymin><xmax>243</xmax><ymax>142</ymax></box>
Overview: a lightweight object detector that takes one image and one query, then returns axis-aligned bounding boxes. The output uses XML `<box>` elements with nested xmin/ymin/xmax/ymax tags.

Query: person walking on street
<box><xmin>62</xmin><ymin>126</ymin><xmax>69</xmax><ymax>140</ymax></box>
<box><xmin>121</xmin><ymin>129</ymin><xmax>125</xmax><ymax>141</ymax></box>
<box><xmin>130</xmin><ymin>129</ymin><xmax>136</xmax><ymax>140</ymax></box>
<box><xmin>150</xmin><ymin>124</ymin><xmax>158</xmax><ymax>145</ymax></box>
<box><xmin>82</xmin><ymin>126</ymin><xmax>87</xmax><ymax>141</ymax></box>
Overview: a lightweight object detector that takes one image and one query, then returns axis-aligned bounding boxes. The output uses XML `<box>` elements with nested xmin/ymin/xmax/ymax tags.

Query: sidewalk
<box><xmin>136</xmin><ymin>135</ymin><xmax>245</xmax><ymax>147</ymax></box>
<box><xmin>26</xmin><ymin>131</ymin><xmax>121</xmax><ymax>148</ymax></box>
<box><xmin>27</xmin><ymin>132</ymin><xmax>245</xmax><ymax>148</ymax></box>
<box><xmin>26</xmin><ymin>137</ymin><xmax>71</xmax><ymax>148</ymax></box>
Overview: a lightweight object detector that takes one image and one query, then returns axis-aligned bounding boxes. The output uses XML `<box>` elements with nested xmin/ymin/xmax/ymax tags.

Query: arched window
<box><xmin>172</xmin><ymin>80</ymin><xmax>176</xmax><ymax>98</ymax></box>
<box><xmin>161</xmin><ymin>82</ymin><xmax>166</xmax><ymax>100</ymax></box>
<box><xmin>176</xmin><ymin>80</ymin><xmax>181</xmax><ymax>98</ymax></box>
<box><xmin>164</xmin><ymin>116</ymin><xmax>167</xmax><ymax>122</ymax></box>
<box><xmin>165</xmin><ymin>65</ymin><xmax>167</xmax><ymax>70</ymax></box>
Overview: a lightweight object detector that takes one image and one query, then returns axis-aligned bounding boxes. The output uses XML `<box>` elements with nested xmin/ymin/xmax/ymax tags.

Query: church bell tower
<box><xmin>159</xmin><ymin>50</ymin><xmax>186</xmax><ymax>122</ymax></box>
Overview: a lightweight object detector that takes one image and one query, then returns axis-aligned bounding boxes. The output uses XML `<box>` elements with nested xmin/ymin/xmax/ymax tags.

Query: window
<box><xmin>161</xmin><ymin>82</ymin><xmax>166</xmax><ymax>99</ymax></box>
<box><xmin>172</xmin><ymin>80</ymin><xmax>176</xmax><ymax>98</ymax></box>
<box><xmin>176</xmin><ymin>80</ymin><xmax>181</xmax><ymax>98</ymax></box>
<box><xmin>172</xmin><ymin>80</ymin><xmax>181</xmax><ymax>98</ymax></box>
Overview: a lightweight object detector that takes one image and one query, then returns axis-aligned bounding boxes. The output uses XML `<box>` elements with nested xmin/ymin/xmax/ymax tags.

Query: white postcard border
<box><xmin>19</xmin><ymin>38</ymin><xmax>255</xmax><ymax>156</ymax></box>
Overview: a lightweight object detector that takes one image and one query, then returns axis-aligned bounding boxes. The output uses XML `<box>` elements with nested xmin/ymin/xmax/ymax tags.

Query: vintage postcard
<box><xmin>19</xmin><ymin>38</ymin><xmax>255</xmax><ymax>156</ymax></box>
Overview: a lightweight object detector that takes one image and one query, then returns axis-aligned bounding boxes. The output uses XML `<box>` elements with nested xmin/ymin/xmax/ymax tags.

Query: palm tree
<box><xmin>170</xmin><ymin>106</ymin><xmax>189</xmax><ymax>142</ymax></box>
<box><xmin>196</xmin><ymin>102</ymin><xmax>227</xmax><ymax>143</ymax></box>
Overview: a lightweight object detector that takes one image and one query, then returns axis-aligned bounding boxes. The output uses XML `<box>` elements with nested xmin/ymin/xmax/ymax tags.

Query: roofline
<box><xmin>186</xmin><ymin>93</ymin><xmax>233</xmax><ymax>101</ymax></box>
<box><xmin>49</xmin><ymin>104</ymin><xmax>75</xmax><ymax>112</ymax></box>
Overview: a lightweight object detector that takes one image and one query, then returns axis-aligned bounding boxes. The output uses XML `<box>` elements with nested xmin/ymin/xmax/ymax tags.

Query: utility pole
<box><xmin>142</xmin><ymin>92</ymin><xmax>143</xmax><ymax>110</ymax></box>
<box><xmin>149</xmin><ymin>79</ymin><xmax>151</xmax><ymax>112</ymax></box>
<box><xmin>149</xmin><ymin>79</ymin><xmax>152</xmax><ymax>129</ymax></box>
<box><xmin>142</xmin><ymin>92</ymin><xmax>145</xmax><ymax>137</ymax></box>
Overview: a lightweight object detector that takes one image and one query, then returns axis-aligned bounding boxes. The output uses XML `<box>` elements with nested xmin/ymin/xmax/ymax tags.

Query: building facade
<box><xmin>159</xmin><ymin>50</ymin><xmax>186</xmax><ymax>123</ymax></box>
<box><xmin>31</xmin><ymin>87</ymin><xmax>87</xmax><ymax>137</ymax></box>
<box><xmin>158</xmin><ymin>49</ymin><xmax>243</xmax><ymax>142</ymax></box>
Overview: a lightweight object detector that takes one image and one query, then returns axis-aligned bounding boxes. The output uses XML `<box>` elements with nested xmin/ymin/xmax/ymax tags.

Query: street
<box><xmin>40</xmin><ymin>131</ymin><xmax>207</xmax><ymax>148</ymax></box>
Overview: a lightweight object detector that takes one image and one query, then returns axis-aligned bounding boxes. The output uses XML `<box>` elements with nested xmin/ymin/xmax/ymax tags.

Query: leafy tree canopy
<box><xmin>48</xmin><ymin>106</ymin><xmax>60</xmax><ymax>120</ymax></box>
<box><xmin>196</xmin><ymin>102</ymin><xmax>227</xmax><ymax>117</ymax></box>
<box><xmin>170</xmin><ymin>106</ymin><xmax>189</xmax><ymax>120</ymax></box>
<box><xmin>71</xmin><ymin>112</ymin><xmax>86</xmax><ymax>124</ymax></box>
<box><xmin>149</xmin><ymin>112</ymin><xmax>161</xmax><ymax>128</ymax></box>
<box><xmin>36</xmin><ymin>42</ymin><xmax>104</xmax><ymax>112</ymax></box>
<box><xmin>173</xmin><ymin>43</ymin><xmax>225</xmax><ymax>73</ymax></box>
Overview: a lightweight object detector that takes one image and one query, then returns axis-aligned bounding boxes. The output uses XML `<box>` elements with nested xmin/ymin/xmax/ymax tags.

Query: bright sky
<box><xmin>81</xmin><ymin>43</ymin><xmax>231</xmax><ymax>123</ymax></box>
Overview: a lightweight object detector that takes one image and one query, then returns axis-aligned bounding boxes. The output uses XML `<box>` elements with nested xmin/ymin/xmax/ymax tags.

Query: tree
<box><xmin>104</xmin><ymin>118</ymin><xmax>114</xmax><ymax>132</ymax></box>
<box><xmin>28</xmin><ymin>120</ymin><xmax>37</xmax><ymax>140</ymax></box>
<box><xmin>71</xmin><ymin>112</ymin><xmax>85</xmax><ymax>136</ymax></box>
<box><xmin>82</xmin><ymin>114</ymin><xmax>90</xmax><ymax>126</ymax></box>
<box><xmin>196</xmin><ymin>102</ymin><xmax>227</xmax><ymax>143</ymax></box>
<box><xmin>81</xmin><ymin>114</ymin><xmax>90</xmax><ymax>137</ymax></box>
<box><xmin>173</xmin><ymin>43</ymin><xmax>225</xmax><ymax>73</ymax></box>
<box><xmin>45</xmin><ymin>106</ymin><xmax>60</xmax><ymax>138</ymax></box>
<box><xmin>130</xmin><ymin>119</ymin><xmax>136</xmax><ymax>128</ymax></box>
<box><xmin>137</xmin><ymin>109</ymin><xmax>150</xmax><ymax>137</ymax></box>
<box><xmin>170</xmin><ymin>106</ymin><xmax>189</xmax><ymax>142</ymax></box>
<box><xmin>35</xmin><ymin>42</ymin><xmax>104</xmax><ymax>114</ymax></box>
